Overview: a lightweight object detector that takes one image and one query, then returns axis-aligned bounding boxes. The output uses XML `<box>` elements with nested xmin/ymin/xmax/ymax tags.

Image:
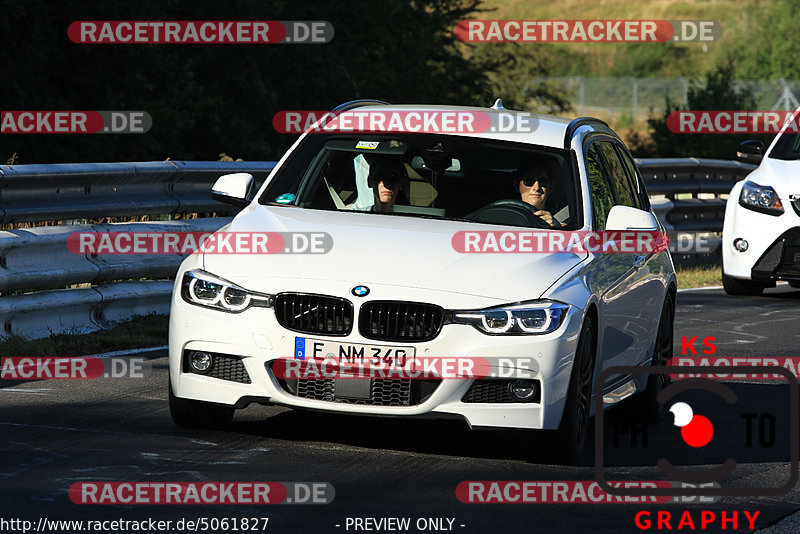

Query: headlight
<box><xmin>739</xmin><ymin>181</ymin><xmax>784</xmax><ymax>215</ymax></box>
<box><xmin>181</xmin><ymin>270</ymin><xmax>272</xmax><ymax>313</ymax></box>
<box><xmin>452</xmin><ymin>301</ymin><xmax>569</xmax><ymax>335</ymax></box>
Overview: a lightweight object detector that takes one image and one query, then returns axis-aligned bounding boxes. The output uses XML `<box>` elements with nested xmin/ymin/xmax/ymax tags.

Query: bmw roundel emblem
<box><xmin>352</xmin><ymin>285</ymin><xmax>370</xmax><ymax>297</ymax></box>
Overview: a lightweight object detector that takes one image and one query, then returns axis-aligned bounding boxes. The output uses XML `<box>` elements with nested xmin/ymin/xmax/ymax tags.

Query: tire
<box><xmin>169</xmin><ymin>379</ymin><xmax>234</xmax><ymax>429</ymax></box>
<box><xmin>722</xmin><ymin>272</ymin><xmax>764</xmax><ymax>296</ymax></box>
<box><xmin>552</xmin><ymin>317</ymin><xmax>596</xmax><ymax>463</ymax></box>
<box><xmin>638</xmin><ymin>292</ymin><xmax>675</xmax><ymax>423</ymax></box>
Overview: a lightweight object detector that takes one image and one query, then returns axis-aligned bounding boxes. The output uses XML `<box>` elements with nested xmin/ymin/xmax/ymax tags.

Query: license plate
<box><xmin>294</xmin><ymin>337</ymin><xmax>415</xmax><ymax>369</ymax></box>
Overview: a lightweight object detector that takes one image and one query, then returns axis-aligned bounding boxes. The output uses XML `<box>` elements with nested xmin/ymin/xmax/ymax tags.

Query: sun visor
<box><xmin>352</xmin><ymin>154</ymin><xmax>375</xmax><ymax>211</ymax></box>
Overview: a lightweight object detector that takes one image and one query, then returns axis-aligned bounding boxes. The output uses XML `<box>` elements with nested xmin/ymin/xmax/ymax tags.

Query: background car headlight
<box><xmin>452</xmin><ymin>301</ymin><xmax>569</xmax><ymax>335</ymax></box>
<box><xmin>181</xmin><ymin>270</ymin><xmax>272</xmax><ymax>313</ymax></box>
<box><xmin>739</xmin><ymin>181</ymin><xmax>784</xmax><ymax>215</ymax></box>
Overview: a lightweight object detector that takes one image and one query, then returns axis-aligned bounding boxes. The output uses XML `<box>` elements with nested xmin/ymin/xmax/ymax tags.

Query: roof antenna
<box><xmin>491</xmin><ymin>98</ymin><xmax>505</xmax><ymax>110</ymax></box>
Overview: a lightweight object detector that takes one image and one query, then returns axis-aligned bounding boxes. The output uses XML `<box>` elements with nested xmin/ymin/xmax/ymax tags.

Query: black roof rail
<box><xmin>563</xmin><ymin>117</ymin><xmax>611</xmax><ymax>148</ymax></box>
<box><xmin>332</xmin><ymin>99</ymin><xmax>391</xmax><ymax>113</ymax></box>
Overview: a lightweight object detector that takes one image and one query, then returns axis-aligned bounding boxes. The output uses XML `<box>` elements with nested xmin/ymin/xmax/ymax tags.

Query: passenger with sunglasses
<box><xmin>367</xmin><ymin>156</ymin><xmax>408</xmax><ymax>213</ymax></box>
<box><xmin>517</xmin><ymin>161</ymin><xmax>559</xmax><ymax>227</ymax></box>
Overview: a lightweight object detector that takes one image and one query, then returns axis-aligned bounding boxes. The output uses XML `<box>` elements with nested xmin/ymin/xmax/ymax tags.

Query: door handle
<box><xmin>633</xmin><ymin>255</ymin><xmax>646</xmax><ymax>269</ymax></box>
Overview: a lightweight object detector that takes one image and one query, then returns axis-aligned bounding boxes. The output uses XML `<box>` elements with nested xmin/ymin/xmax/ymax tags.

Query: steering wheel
<box><xmin>464</xmin><ymin>199</ymin><xmax>553</xmax><ymax>229</ymax></box>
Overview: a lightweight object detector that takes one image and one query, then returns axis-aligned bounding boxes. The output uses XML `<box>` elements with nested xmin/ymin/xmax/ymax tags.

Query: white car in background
<box><xmin>723</xmin><ymin>110</ymin><xmax>800</xmax><ymax>295</ymax></box>
<box><xmin>168</xmin><ymin>100</ymin><xmax>676</xmax><ymax>461</ymax></box>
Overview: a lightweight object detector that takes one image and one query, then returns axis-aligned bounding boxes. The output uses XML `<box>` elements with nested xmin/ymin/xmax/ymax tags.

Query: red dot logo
<box><xmin>669</xmin><ymin>402</ymin><xmax>714</xmax><ymax>448</ymax></box>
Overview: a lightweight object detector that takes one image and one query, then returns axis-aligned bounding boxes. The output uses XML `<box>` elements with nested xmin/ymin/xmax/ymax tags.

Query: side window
<box><xmin>615</xmin><ymin>145</ymin><xmax>650</xmax><ymax>210</ymax></box>
<box><xmin>597</xmin><ymin>141</ymin><xmax>637</xmax><ymax>208</ymax></box>
<box><xmin>586</xmin><ymin>144</ymin><xmax>613</xmax><ymax>231</ymax></box>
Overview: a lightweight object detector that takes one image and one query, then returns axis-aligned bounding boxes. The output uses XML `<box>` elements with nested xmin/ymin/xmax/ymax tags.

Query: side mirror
<box><xmin>211</xmin><ymin>173</ymin><xmax>254</xmax><ymax>208</ymax></box>
<box><xmin>737</xmin><ymin>140</ymin><xmax>765</xmax><ymax>164</ymax></box>
<box><xmin>605</xmin><ymin>205</ymin><xmax>659</xmax><ymax>231</ymax></box>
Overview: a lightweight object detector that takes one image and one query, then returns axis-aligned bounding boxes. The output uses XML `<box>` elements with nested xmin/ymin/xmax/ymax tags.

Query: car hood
<box><xmin>750</xmin><ymin>157</ymin><xmax>800</xmax><ymax>199</ymax></box>
<box><xmin>201</xmin><ymin>205</ymin><xmax>588</xmax><ymax>303</ymax></box>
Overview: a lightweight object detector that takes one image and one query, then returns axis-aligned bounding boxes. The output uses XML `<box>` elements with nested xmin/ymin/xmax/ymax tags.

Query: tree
<box><xmin>725</xmin><ymin>0</ymin><xmax>800</xmax><ymax>80</ymax></box>
<box><xmin>630</xmin><ymin>62</ymin><xmax>772</xmax><ymax>158</ymax></box>
<box><xmin>0</xmin><ymin>0</ymin><xmax>572</xmax><ymax>163</ymax></box>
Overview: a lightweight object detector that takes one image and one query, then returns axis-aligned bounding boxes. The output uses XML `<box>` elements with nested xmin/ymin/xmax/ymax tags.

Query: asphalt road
<box><xmin>2</xmin><ymin>286</ymin><xmax>800</xmax><ymax>534</ymax></box>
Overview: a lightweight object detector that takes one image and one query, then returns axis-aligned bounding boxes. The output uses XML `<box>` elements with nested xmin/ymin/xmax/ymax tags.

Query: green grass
<box><xmin>675</xmin><ymin>262</ymin><xmax>722</xmax><ymax>289</ymax></box>
<box><xmin>0</xmin><ymin>314</ymin><xmax>168</xmax><ymax>358</ymax></box>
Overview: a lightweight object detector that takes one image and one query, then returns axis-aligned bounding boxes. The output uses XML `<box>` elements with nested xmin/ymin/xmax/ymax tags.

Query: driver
<box><xmin>517</xmin><ymin>160</ymin><xmax>559</xmax><ymax>227</ymax></box>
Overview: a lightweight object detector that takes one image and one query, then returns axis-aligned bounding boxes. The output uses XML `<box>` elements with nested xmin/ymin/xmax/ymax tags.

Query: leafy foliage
<box><xmin>630</xmin><ymin>62</ymin><xmax>772</xmax><ymax>158</ymax></box>
<box><xmin>727</xmin><ymin>0</ymin><xmax>800</xmax><ymax>79</ymax></box>
<box><xmin>1</xmin><ymin>0</ymin><xmax>570</xmax><ymax>163</ymax></box>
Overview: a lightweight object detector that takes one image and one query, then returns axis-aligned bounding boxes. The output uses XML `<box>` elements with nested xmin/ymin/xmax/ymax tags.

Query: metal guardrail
<box><xmin>636</xmin><ymin>158</ymin><xmax>757</xmax><ymax>263</ymax></box>
<box><xmin>0</xmin><ymin>158</ymin><xmax>756</xmax><ymax>339</ymax></box>
<box><xmin>0</xmin><ymin>160</ymin><xmax>275</xmax><ymax>223</ymax></box>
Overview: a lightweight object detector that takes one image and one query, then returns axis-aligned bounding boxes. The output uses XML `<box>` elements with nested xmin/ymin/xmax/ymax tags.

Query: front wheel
<box><xmin>722</xmin><ymin>271</ymin><xmax>764</xmax><ymax>296</ymax></box>
<box><xmin>551</xmin><ymin>317</ymin><xmax>596</xmax><ymax>463</ymax></box>
<box><xmin>169</xmin><ymin>379</ymin><xmax>234</xmax><ymax>429</ymax></box>
<box><xmin>639</xmin><ymin>292</ymin><xmax>675</xmax><ymax>422</ymax></box>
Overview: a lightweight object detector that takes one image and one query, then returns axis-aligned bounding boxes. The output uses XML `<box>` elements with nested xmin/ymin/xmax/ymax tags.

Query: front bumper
<box><xmin>723</xmin><ymin>186</ymin><xmax>800</xmax><ymax>281</ymax></box>
<box><xmin>169</xmin><ymin>290</ymin><xmax>584</xmax><ymax>430</ymax></box>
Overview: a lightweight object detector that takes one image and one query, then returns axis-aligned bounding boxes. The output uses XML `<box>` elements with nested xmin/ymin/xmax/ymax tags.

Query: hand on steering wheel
<box><xmin>465</xmin><ymin>199</ymin><xmax>554</xmax><ymax>229</ymax></box>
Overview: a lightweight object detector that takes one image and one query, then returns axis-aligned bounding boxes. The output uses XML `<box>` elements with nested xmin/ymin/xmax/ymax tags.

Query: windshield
<box><xmin>260</xmin><ymin>133</ymin><xmax>580</xmax><ymax>230</ymax></box>
<box><xmin>769</xmin><ymin>132</ymin><xmax>800</xmax><ymax>161</ymax></box>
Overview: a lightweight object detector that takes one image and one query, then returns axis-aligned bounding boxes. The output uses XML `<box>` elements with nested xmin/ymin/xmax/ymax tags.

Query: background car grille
<box><xmin>461</xmin><ymin>379</ymin><xmax>541</xmax><ymax>403</ymax></box>
<box><xmin>274</xmin><ymin>293</ymin><xmax>353</xmax><ymax>336</ymax></box>
<box><xmin>296</xmin><ymin>378</ymin><xmax>412</xmax><ymax>406</ymax></box>
<box><xmin>271</xmin><ymin>362</ymin><xmax>442</xmax><ymax>406</ymax></box>
<box><xmin>358</xmin><ymin>301</ymin><xmax>445</xmax><ymax>341</ymax></box>
<box><xmin>752</xmin><ymin>228</ymin><xmax>800</xmax><ymax>279</ymax></box>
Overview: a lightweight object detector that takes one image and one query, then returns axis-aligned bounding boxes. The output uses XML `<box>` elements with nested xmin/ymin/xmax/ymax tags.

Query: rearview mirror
<box><xmin>211</xmin><ymin>173</ymin><xmax>254</xmax><ymax>208</ymax></box>
<box><xmin>737</xmin><ymin>140</ymin><xmax>765</xmax><ymax>164</ymax></box>
<box><xmin>410</xmin><ymin>156</ymin><xmax>461</xmax><ymax>172</ymax></box>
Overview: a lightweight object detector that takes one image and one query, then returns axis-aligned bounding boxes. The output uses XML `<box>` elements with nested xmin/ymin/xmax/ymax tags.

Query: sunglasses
<box><xmin>521</xmin><ymin>177</ymin><xmax>552</xmax><ymax>188</ymax></box>
<box><xmin>370</xmin><ymin>174</ymin><xmax>403</xmax><ymax>187</ymax></box>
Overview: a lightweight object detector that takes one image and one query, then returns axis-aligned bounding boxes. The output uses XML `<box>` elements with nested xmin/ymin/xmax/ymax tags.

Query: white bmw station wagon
<box><xmin>168</xmin><ymin>100</ymin><xmax>676</xmax><ymax>461</ymax></box>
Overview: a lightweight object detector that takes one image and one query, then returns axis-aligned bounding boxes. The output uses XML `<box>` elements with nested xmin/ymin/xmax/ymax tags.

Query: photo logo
<box><xmin>656</xmin><ymin>380</ymin><xmax>737</xmax><ymax>485</ymax></box>
<box><xmin>595</xmin><ymin>365</ymin><xmax>799</xmax><ymax>497</ymax></box>
<box><xmin>669</xmin><ymin>402</ymin><xmax>713</xmax><ymax>448</ymax></box>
